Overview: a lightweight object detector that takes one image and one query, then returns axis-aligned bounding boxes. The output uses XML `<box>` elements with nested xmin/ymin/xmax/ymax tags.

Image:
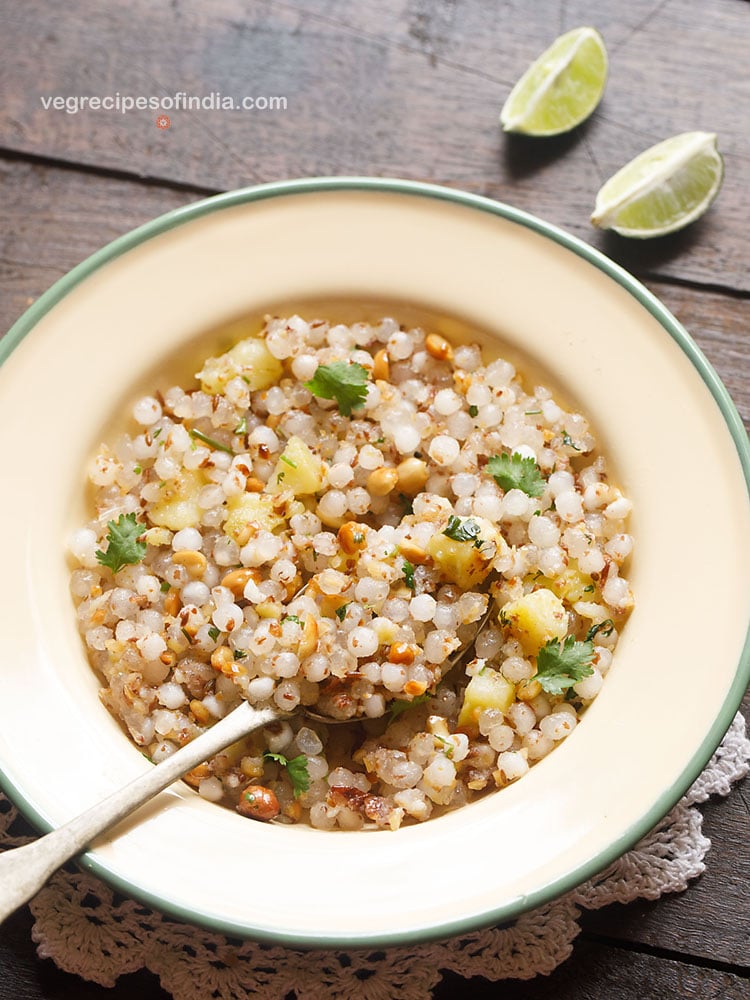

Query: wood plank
<box><xmin>580</xmin><ymin>689</ymin><xmax>750</xmax><ymax>967</ymax></box>
<box><xmin>0</xmin><ymin>904</ymin><xmax>747</xmax><ymax>1000</ymax></box>
<box><xmin>0</xmin><ymin>0</ymin><xmax>747</xmax><ymax>291</ymax></box>
<box><xmin>0</xmin><ymin>159</ymin><xmax>748</xmax><ymax>970</ymax></box>
<box><xmin>2</xmin><ymin>157</ymin><xmax>747</xmax><ymax>431</ymax></box>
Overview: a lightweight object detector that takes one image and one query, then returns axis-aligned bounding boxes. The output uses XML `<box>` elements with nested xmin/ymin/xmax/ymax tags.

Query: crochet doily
<box><xmin>1</xmin><ymin>713</ymin><xmax>747</xmax><ymax>999</ymax></box>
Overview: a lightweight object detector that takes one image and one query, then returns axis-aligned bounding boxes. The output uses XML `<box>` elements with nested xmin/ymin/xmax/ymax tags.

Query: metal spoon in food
<box><xmin>0</xmin><ymin>597</ymin><xmax>491</xmax><ymax>924</ymax></box>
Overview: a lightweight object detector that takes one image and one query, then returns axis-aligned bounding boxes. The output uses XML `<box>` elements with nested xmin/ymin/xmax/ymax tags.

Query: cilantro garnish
<box><xmin>95</xmin><ymin>513</ymin><xmax>148</xmax><ymax>574</ymax></box>
<box><xmin>468</xmin><ymin>405</ymin><xmax>479</xmax><ymax>418</ymax></box>
<box><xmin>486</xmin><ymin>452</ymin><xmax>545</xmax><ymax>498</ymax></box>
<box><xmin>304</xmin><ymin>361</ymin><xmax>369</xmax><ymax>417</ymax></box>
<box><xmin>282</xmin><ymin>614</ymin><xmax>302</xmax><ymax>625</ymax></box>
<box><xmin>434</xmin><ymin>735</ymin><xmax>454</xmax><ymax>758</ymax></box>
<box><xmin>189</xmin><ymin>428</ymin><xmax>235</xmax><ymax>455</ymax></box>
<box><xmin>160</xmin><ymin>580</ymin><xmax>171</xmax><ymax>593</ymax></box>
<box><xmin>207</xmin><ymin>625</ymin><xmax>221</xmax><ymax>643</ymax></box>
<box><xmin>443</xmin><ymin>515</ymin><xmax>483</xmax><ymax>548</ymax></box>
<box><xmin>402</xmin><ymin>560</ymin><xmax>416</xmax><ymax>591</ymax></box>
<box><xmin>335</xmin><ymin>603</ymin><xmax>350</xmax><ymax>622</ymax></box>
<box><xmin>534</xmin><ymin>636</ymin><xmax>595</xmax><ymax>695</ymax></box>
<box><xmin>264</xmin><ymin>751</ymin><xmax>311</xmax><ymax>798</ymax></box>
<box><xmin>583</xmin><ymin>584</ymin><xmax>595</xmax><ymax>594</ymax></box>
<box><xmin>280</xmin><ymin>454</ymin><xmax>298</xmax><ymax>468</ymax></box>
<box><xmin>585</xmin><ymin>619</ymin><xmax>615</xmax><ymax>643</ymax></box>
<box><xmin>389</xmin><ymin>691</ymin><xmax>433</xmax><ymax>722</ymax></box>
<box><xmin>133</xmin><ymin>465</ymin><xmax>142</xmax><ymax>475</ymax></box>
<box><xmin>562</xmin><ymin>431</ymin><xmax>581</xmax><ymax>452</ymax></box>
<box><xmin>234</xmin><ymin>416</ymin><xmax>248</xmax><ymax>435</ymax></box>
<box><xmin>399</xmin><ymin>492</ymin><xmax>414</xmax><ymax>516</ymax></box>
<box><xmin>181</xmin><ymin>627</ymin><xmax>194</xmax><ymax>645</ymax></box>
<box><xmin>233</xmin><ymin>649</ymin><xmax>247</xmax><ymax>660</ymax></box>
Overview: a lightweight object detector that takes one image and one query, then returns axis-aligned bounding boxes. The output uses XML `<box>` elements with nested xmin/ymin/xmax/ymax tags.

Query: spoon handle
<box><xmin>0</xmin><ymin>701</ymin><xmax>279</xmax><ymax>924</ymax></box>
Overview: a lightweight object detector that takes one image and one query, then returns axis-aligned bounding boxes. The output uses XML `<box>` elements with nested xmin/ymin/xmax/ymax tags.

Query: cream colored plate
<box><xmin>0</xmin><ymin>180</ymin><xmax>748</xmax><ymax>947</ymax></box>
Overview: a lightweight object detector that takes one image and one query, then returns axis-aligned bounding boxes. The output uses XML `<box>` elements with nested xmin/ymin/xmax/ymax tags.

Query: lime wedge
<box><xmin>591</xmin><ymin>132</ymin><xmax>724</xmax><ymax>238</ymax></box>
<box><xmin>500</xmin><ymin>27</ymin><xmax>608</xmax><ymax>136</ymax></box>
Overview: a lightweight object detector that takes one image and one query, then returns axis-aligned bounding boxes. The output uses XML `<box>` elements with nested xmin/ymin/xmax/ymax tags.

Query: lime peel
<box><xmin>500</xmin><ymin>26</ymin><xmax>608</xmax><ymax>137</ymax></box>
<box><xmin>591</xmin><ymin>131</ymin><xmax>724</xmax><ymax>238</ymax></box>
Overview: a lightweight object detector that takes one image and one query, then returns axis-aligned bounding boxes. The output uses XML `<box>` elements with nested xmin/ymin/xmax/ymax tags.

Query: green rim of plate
<box><xmin>1</xmin><ymin>177</ymin><xmax>748</xmax><ymax>948</ymax></box>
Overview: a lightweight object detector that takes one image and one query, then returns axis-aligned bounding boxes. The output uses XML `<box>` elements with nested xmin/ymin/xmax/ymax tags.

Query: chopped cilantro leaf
<box><xmin>434</xmin><ymin>735</ymin><xmax>454</xmax><ymax>758</ymax></box>
<box><xmin>181</xmin><ymin>627</ymin><xmax>194</xmax><ymax>645</ymax></box>
<box><xmin>189</xmin><ymin>428</ymin><xmax>235</xmax><ymax>455</ymax></box>
<box><xmin>583</xmin><ymin>583</ymin><xmax>595</xmax><ymax>593</ymax></box>
<box><xmin>282</xmin><ymin>614</ymin><xmax>302</xmax><ymax>625</ymax></box>
<box><xmin>524</xmin><ymin>409</ymin><xmax>542</xmax><ymax>415</ymax></box>
<box><xmin>534</xmin><ymin>636</ymin><xmax>595</xmax><ymax>695</ymax></box>
<box><xmin>335</xmin><ymin>603</ymin><xmax>350</xmax><ymax>622</ymax></box>
<box><xmin>133</xmin><ymin>464</ymin><xmax>142</xmax><ymax>475</ymax></box>
<box><xmin>389</xmin><ymin>691</ymin><xmax>433</xmax><ymax>722</ymax></box>
<box><xmin>264</xmin><ymin>751</ymin><xmax>311</xmax><ymax>798</ymax></box>
<box><xmin>562</xmin><ymin>431</ymin><xmax>581</xmax><ymax>452</ymax></box>
<box><xmin>276</xmin><ymin>471</ymin><xmax>286</xmax><ymax>482</ymax></box>
<box><xmin>234</xmin><ymin>416</ymin><xmax>248</xmax><ymax>435</ymax></box>
<box><xmin>402</xmin><ymin>559</ymin><xmax>416</xmax><ymax>591</ymax></box>
<box><xmin>443</xmin><ymin>515</ymin><xmax>483</xmax><ymax>547</ymax></box>
<box><xmin>468</xmin><ymin>405</ymin><xmax>479</xmax><ymax>418</ymax></box>
<box><xmin>304</xmin><ymin>361</ymin><xmax>369</xmax><ymax>417</ymax></box>
<box><xmin>398</xmin><ymin>492</ymin><xmax>414</xmax><ymax>516</ymax></box>
<box><xmin>160</xmin><ymin>580</ymin><xmax>171</xmax><ymax>593</ymax></box>
<box><xmin>207</xmin><ymin>625</ymin><xmax>221</xmax><ymax>642</ymax></box>
<box><xmin>585</xmin><ymin>619</ymin><xmax>615</xmax><ymax>643</ymax></box>
<box><xmin>234</xmin><ymin>649</ymin><xmax>247</xmax><ymax>660</ymax></box>
<box><xmin>487</xmin><ymin>452</ymin><xmax>545</xmax><ymax>498</ymax></box>
<box><xmin>95</xmin><ymin>513</ymin><xmax>148</xmax><ymax>574</ymax></box>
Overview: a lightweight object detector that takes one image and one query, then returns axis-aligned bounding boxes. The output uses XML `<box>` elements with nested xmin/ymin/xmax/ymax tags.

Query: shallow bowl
<box><xmin>0</xmin><ymin>179</ymin><xmax>748</xmax><ymax>947</ymax></box>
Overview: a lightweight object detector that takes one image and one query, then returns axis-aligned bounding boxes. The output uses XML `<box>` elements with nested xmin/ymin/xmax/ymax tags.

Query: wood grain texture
<box><xmin>0</xmin><ymin>0</ymin><xmax>747</xmax><ymax>291</ymax></box>
<box><xmin>581</xmin><ymin>692</ymin><xmax>750</xmax><ymax>967</ymax></box>
<box><xmin>0</xmin><ymin>2</ymin><xmax>748</xmax><ymax>992</ymax></box>
<box><xmin>1</xmin><ymin>901</ymin><xmax>748</xmax><ymax>1000</ymax></box>
<box><xmin>1</xmin><ymin>156</ymin><xmax>747</xmax><ymax>430</ymax></box>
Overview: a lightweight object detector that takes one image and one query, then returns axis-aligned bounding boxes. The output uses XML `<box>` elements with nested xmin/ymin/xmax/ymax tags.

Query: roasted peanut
<box><xmin>189</xmin><ymin>699</ymin><xmax>212</xmax><ymax>724</ymax></box>
<box><xmin>163</xmin><ymin>589</ymin><xmax>181</xmax><ymax>617</ymax></box>
<box><xmin>338</xmin><ymin>521</ymin><xmax>368</xmax><ymax>555</ymax></box>
<box><xmin>367</xmin><ymin>466</ymin><xmax>399</xmax><ymax>497</ymax></box>
<box><xmin>221</xmin><ymin>567</ymin><xmax>260</xmax><ymax>597</ymax></box>
<box><xmin>388</xmin><ymin>642</ymin><xmax>417</xmax><ymax>665</ymax></box>
<box><xmin>297</xmin><ymin>614</ymin><xmax>319</xmax><ymax>660</ymax></box>
<box><xmin>183</xmin><ymin>762</ymin><xmax>211</xmax><ymax>786</ymax></box>
<box><xmin>237</xmin><ymin>784</ymin><xmax>280</xmax><ymax>821</ymax></box>
<box><xmin>211</xmin><ymin>646</ymin><xmax>234</xmax><ymax>673</ymax></box>
<box><xmin>516</xmin><ymin>678</ymin><xmax>542</xmax><ymax>701</ymax></box>
<box><xmin>396</xmin><ymin>457</ymin><xmax>429</xmax><ymax>495</ymax></box>
<box><xmin>398</xmin><ymin>539</ymin><xmax>427</xmax><ymax>564</ymax></box>
<box><xmin>172</xmin><ymin>549</ymin><xmax>208</xmax><ymax>579</ymax></box>
<box><xmin>372</xmin><ymin>348</ymin><xmax>390</xmax><ymax>381</ymax></box>
<box><xmin>425</xmin><ymin>332</ymin><xmax>453</xmax><ymax>362</ymax></box>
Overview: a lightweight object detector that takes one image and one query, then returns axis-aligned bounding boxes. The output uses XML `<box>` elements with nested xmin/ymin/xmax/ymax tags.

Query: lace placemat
<box><xmin>1</xmin><ymin>713</ymin><xmax>747</xmax><ymax>999</ymax></box>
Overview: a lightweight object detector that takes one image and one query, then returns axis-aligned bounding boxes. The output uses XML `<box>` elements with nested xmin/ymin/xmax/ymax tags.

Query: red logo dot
<box><xmin>156</xmin><ymin>115</ymin><xmax>171</xmax><ymax>130</ymax></box>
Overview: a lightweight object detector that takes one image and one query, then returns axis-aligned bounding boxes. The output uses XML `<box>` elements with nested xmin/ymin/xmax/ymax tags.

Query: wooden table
<box><xmin>0</xmin><ymin>1</ymin><xmax>747</xmax><ymax>996</ymax></box>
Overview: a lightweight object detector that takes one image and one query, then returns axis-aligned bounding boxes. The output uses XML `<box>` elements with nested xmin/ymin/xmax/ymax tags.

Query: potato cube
<box><xmin>224</xmin><ymin>493</ymin><xmax>285</xmax><ymax>542</ymax></box>
<box><xmin>426</xmin><ymin>516</ymin><xmax>504</xmax><ymax>590</ymax></box>
<box><xmin>197</xmin><ymin>337</ymin><xmax>282</xmax><ymax>394</ymax></box>
<box><xmin>499</xmin><ymin>588</ymin><xmax>568</xmax><ymax>654</ymax></box>
<box><xmin>148</xmin><ymin>470</ymin><xmax>206</xmax><ymax>531</ymax></box>
<box><xmin>266</xmin><ymin>435</ymin><xmax>324</xmax><ymax>496</ymax></box>
<box><xmin>457</xmin><ymin>668</ymin><xmax>515</xmax><ymax>729</ymax></box>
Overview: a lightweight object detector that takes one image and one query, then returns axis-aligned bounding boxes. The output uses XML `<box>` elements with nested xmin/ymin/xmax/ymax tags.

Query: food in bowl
<box><xmin>69</xmin><ymin>314</ymin><xmax>634</xmax><ymax>830</ymax></box>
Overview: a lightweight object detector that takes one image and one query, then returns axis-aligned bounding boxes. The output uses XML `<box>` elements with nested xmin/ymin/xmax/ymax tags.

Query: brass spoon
<box><xmin>0</xmin><ymin>598</ymin><xmax>491</xmax><ymax>924</ymax></box>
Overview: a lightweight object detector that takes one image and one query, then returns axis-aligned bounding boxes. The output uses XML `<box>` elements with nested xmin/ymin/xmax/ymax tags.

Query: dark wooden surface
<box><xmin>0</xmin><ymin>1</ymin><xmax>748</xmax><ymax>996</ymax></box>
